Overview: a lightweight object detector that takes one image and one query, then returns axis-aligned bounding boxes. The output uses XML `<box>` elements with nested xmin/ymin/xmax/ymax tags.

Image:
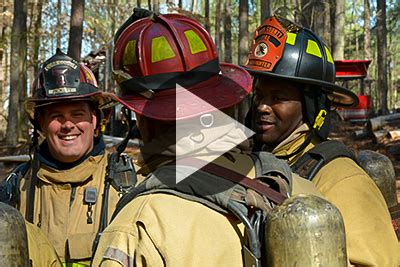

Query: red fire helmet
<box><xmin>112</xmin><ymin>13</ymin><xmax>252</xmax><ymax>121</ymax></box>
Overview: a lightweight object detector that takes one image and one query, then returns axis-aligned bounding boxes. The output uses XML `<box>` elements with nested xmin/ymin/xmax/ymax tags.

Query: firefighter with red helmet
<box><xmin>91</xmin><ymin>10</ymin><xmax>343</xmax><ymax>266</ymax></box>
<box><xmin>244</xmin><ymin>16</ymin><xmax>399</xmax><ymax>265</ymax></box>
<box><xmin>1</xmin><ymin>49</ymin><xmax>136</xmax><ymax>265</ymax></box>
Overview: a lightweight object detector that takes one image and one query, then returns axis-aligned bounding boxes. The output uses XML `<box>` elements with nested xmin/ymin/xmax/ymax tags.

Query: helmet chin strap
<box><xmin>276</xmin><ymin>106</ymin><xmax>327</xmax><ymax>160</ymax></box>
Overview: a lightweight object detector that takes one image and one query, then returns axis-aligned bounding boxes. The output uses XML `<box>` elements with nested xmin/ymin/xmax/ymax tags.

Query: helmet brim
<box><xmin>24</xmin><ymin>91</ymin><xmax>119</xmax><ymax>122</ymax></box>
<box><xmin>242</xmin><ymin>66</ymin><xmax>359</xmax><ymax>108</ymax></box>
<box><xmin>114</xmin><ymin>63</ymin><xmax>252</xmax><ymax>121</ymax></box>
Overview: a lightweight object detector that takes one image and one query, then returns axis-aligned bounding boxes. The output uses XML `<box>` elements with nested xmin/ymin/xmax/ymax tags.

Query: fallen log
<box><xmin>388</xmin><ymin>130</ymin><xmax>400</xmax><ymax>140</ymax></box>
<box><xmin>0</xmin><ymin>155</ymin><xmax>30</xmax><ymax>163</ymax></box>
<box><xmin>368</xmin><ymin>113</ymin><xmax>400</xmax><ymax>132</ymax></box>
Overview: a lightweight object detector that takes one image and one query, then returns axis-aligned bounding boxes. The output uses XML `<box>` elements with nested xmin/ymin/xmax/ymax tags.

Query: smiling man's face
<box><xmin>253</xmin><ymin>76</ymin><xmax>304</xmax><ymax>149</ymax></box>
<box><xmin>40</xmin><ymin>101</ymin><xmax>97</xmax><ymax>163</ymax></box>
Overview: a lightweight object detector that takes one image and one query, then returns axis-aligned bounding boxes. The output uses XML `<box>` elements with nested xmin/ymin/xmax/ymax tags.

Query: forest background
<box><xmin>0</xmin><ymin>0</ymin><xmax>398</xmax><ymax>147</ymax></box>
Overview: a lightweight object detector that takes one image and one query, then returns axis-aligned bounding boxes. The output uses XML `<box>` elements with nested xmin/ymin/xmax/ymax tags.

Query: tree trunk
<box><xmin>223</xmin><ymin>0</ymin><xmax>232</xmax><ymax>63</ymax></box>
<box><xmin>238</xmin><ymin>0</ymin><xmax>248</xmax><ymax>65</ymax></box>
<box><xmin>147</xmin><ymin>0</ymin><xmax>151</xmax><ymax>11</ymax></box>
<box><xmin>260</xmin><ymin>0</ymin><xmax>272</xmax><ymax>23</ymax></box>
<box><xmin>331</xmin><ymin>0</ymin><xmax>345</xmax><ymax>59</ymax></box>
<box><xmin>178</xmin><ymin>0</ymin><xmax>182</xmax><ymax>9</ymax></box>
<box><xmin>137</xmin><ymin>0</ymin><xmax>141</xmax><ymax>8</ymax></box>
<box><xmin>68</xmin><ymin>0</ymin><xmax>84</xmax><ymax>61</ymax></box>
<box><xmin>238</xmin><ymin>0</ymin><xmax>249</xmax><ymax>123</ymax></box>
<box><xmin>153</xmin><ymin>0</ymin><xmax>159</xmax><ymax>13</ymax></box>
<box><xmin>215</xmin><ymin>0</ymin><xmax>222</xmax><ymax>58</ymax></box>
<box><xmin>298</xmin><ymin>0</ymin><xmax>312</xmax><ymax>28</ymax></box>
<box><xmin>204</xmin><ymin>0</ymin><xmax>210</xmax><ymax>32</ymax></box>
<box><xmin>6</xmin><ymin>0</ymin><xmax>27</xmax><ymax>146</ymax></box>
<box><xmin>312</xmin><ymin>0</ymin><xmax>326</xmax><ymax>41</ymax></box>
<box><xmin>33</xmin><ymin>0</ymin><xmax>43</xmax><ymax>75</ymax></box>
<box><xmin>376</xmin><ymin>0</ymin><xmax>388</xmax><ymax>113</ymax></box>
<box><xmin>363</xmin><ymin>0</ymin><xmax>371</xmax><ymax>60</ymax></box>
<box><xmin>0</xmin><ymin>0</ymin><xmax>7</xmax><ymax>139</ymax></box>
<box><xmin>56</xmin><ymin>0</ymin><xmax>61</xmax><ymax>48</ymax></box>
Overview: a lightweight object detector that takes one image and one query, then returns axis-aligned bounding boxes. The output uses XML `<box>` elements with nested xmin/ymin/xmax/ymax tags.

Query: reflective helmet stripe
<box><xmin>324</xmin><ymin>46</ymin><xmax>334</xmax><ymax>64</ymax></box>
<box><xmin>286</xmin><ymin>32</ymin><xmax>297</xmax><ymax>46</ymax></box>
<box><xmin>123</xmin><ymin>40</ymin><xmax>138</xmax><ymax>65</ymax></box>
<box><xmin>306</xmin><ymin>39</ymin><xmax>322</xmax><ymax>58</ymax></box>
<box><xmin>184</xmin><ymin>30</ymin><xmax>207</xmax><ymax>54</ymax></box>
<box><xmin>151</xmin><ymin>36</ymin><xmax>176</xmax><ymax>63</ymax></box>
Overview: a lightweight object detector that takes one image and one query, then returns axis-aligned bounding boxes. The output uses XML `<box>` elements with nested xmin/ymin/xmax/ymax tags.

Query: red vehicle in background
<box><xmin>335</xmin><ymin>60</ymin><xmax>373</xmax><ymax>122</ymax></box>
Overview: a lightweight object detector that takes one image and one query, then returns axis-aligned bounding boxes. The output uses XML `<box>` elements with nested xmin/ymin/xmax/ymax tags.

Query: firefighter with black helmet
<box><xmin>2</xmin><ymin>49</ymin><xmax>135</xmax><ymax>265</ymax></box>
<box><xmin>244</xmin><ymin>15</ymin><xmax>399</xmax><ymax>265</ymax></box>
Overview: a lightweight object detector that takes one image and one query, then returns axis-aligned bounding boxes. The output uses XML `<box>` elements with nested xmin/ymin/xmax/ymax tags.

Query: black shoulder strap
<box><xmin>291</xmin><ymin>140</ymin><xmax>356</xmax><ymax>181</ymax></box>
<box><xmin>0</xmin><ymin>162</ymin><xmax>30</xmax><ymax>207</ymax></box>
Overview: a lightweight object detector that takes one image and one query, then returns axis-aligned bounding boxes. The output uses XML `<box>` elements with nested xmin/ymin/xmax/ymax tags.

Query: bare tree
<box><xmin>238</xmin><ymin>0</ymin><xmax>248</xmax><ymax>65</ymax></box>
<box><xmin>376</xmin><ymin>0</ymin><xmax>388</xmax><ymax>113</ymax></box>
<box><xmin>260</xmin><ymin>0</ymin><xmax>272</xmax><ymax>23</ymax></box>
<box><xmin>238</xmin><ymin>0</ymin><xmax>249</xmax><ymax>123</ymax></box>
<box><xmin>67</xmin><ymin>0</ymin><xmax>85</xmax><ymax>61</ymax></box>
<box><xmin>363</xmin><ymin>0</ymin><xmax>371</xmax><ymax>60</ymax></box>
<box><xmin>223</xmin><ymin>0</ymin><xmax>232</xmax><ymax>62</ymax></box>
<box><xmin>215</xmin><ymin>0</ymin><xmax>223</xmax><ymax>58</ymax></box>
<box><xmin>7</xmin><ymin>0</ymin><xmax>27</xmax><ymax>146</ymax></box>
<box><xmin>56</xmin><ymin>0</ymin><xmax>61</xmax><ymax>48</ymax></box>
<box><xmin>204</xmin><ymin>0</ymin><xmax>210</xmax><ymax>32</ymax></box>
<box><xmin>331</xmin><ymin>0</ymin><xmax>345</xmax><ymax>59</ymax></box>
<box><xmin>153</xmin><ymin>0</ymin><xmax>160</xmax><ymax>13</ymax></box>
<box><xmin>33</xmin><ymin>0</ymin><xmax>43</xmax><ymax>75</ymax></box>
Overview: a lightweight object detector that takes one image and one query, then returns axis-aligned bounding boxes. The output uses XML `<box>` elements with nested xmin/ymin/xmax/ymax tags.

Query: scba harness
<box><xmin>112</xmin><ymin>151</ymin><xmax>291</xmax><ymax>266</ymax></box>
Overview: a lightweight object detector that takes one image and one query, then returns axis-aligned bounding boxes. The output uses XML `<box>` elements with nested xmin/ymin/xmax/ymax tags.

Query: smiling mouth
<box><xmin>59</xmin><ymin>135</ymin><xmax>79</xmax><ymax>141</ymax></box>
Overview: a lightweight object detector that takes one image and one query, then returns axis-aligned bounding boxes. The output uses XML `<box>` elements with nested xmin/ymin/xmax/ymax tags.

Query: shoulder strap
<box><xmin>111</xmin><ymin>157</ymin><xmax>288</xmax><ymax>220</ymax></box>
<box><xmin>0</xmin><ymin>162</ymin><xmax>30</xmax><ymax>207</ymax></box>
<box><xmin>291</xmin><ymin>140</ymin><xmax>356</xmax><ymax>181</ymax></box>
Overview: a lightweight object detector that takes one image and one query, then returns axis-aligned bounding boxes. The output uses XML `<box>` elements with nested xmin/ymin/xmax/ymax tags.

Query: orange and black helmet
<box><xmin>24</xmin><ymin>49</ymin><xmax>116</xmax><ymax>123</ymax></box>
<box><xmin>244</xmin><ymin>15</ymin><xmax>358</xmax><ymax>107</ymax></box>
<box><xmin>112</xmin><ymin>13</ymin><xmax>252</xmax><ymax>121</ymax></box>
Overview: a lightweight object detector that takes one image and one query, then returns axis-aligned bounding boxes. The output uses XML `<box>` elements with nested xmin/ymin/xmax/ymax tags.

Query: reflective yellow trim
<box><xmin>313</xmin><ymin>109</ymin><xmax>328</xmax><ymax>130</ymax></box>
<box><xmin>63</xmin><ymin>262</ymin><xmax>90</xmax><ymax>267</ymax></box>
<box><xmin>123</xmin><ymin>40</ymin><xmax>137</xmax><ymax>66</ymax></box>
<box><xmin>151</xmin><ymin>36</ymin><xmax>176</xmax><ymax>63</ymax></box>
<box><xmin>286</xmin><ymin>32</ymin><xmax>297</xmax><ymax>45</ymax></box>
<box><xmin>184</xmin><ymin>30</ymin><xmax>207</xmax><ymax>54</ymax></box>
<box><xmin>325</xmin><ymin>46</ymin><xmax>334</xmax><ymax>64</ymax></box>
<box><xmin>306</xmin><ymin>40</ymin><xmax>322</xmax><ymax>58</ymax></box>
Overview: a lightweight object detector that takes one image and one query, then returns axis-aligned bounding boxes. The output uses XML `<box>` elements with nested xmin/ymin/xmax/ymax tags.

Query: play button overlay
<box><xmin>139</xmin><ymin>83</ymin><xmax>254</xmax><ymax>184</ymax></box>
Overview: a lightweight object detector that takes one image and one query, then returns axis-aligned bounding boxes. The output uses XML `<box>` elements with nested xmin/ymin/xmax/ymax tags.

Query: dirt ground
<box><xmin>1</xmin><ymin>118</ymin><xmax>400</xmax><ymax>201</ymax></box>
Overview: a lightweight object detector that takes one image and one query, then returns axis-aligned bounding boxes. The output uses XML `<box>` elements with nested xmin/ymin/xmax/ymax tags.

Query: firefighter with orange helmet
<box><xmin>1</xmin><ymin>49</ymin><xmax>135</xmax><ymax>265</ymax></box>
<box><xmin>243</xmin><ymin>16</ymin><xmax>399</xmax><ymax>265</ymax></box>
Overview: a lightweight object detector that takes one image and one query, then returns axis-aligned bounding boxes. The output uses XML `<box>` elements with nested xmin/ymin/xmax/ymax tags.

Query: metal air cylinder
<box><xmin>265</xmin><ymin>194</ymin><xmax>347</xmax><ymax>266</ymax></box>
<box><xmin>0</xmin><ymin>202</ymin><xmax>29</xmax><ymax>267</ymax></box>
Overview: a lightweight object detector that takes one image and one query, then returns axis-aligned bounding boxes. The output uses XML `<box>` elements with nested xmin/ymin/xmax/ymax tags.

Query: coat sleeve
<box><xmin>26</xmin><ymin>222</ymin><xmax>62</xmax><ymax>267</ymax></box>
<box><xmin>315</xmin><ymin>158</ymin><xmax>399</xmax><ymax>266</ymax></box>
<box><xmin>92</xmin><ymin>223</ymin><xmax>164</xmax><ymax>267</ymax></box>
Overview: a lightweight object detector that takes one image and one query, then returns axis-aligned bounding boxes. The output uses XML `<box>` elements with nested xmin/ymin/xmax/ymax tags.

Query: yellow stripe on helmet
<box><xmin>184</xmin><ymin>30</ymin><xmax>207</xmax><ymax>54</ymax></box>
<box><xmin>151</xmin><ymin>36</ymin><xmax>176</xmax><ymax>63</ymax></box>
<box><xmin>123</xmin><ymin>40</ymin><xmax>137</xmax><ymax>66</ymax></box>
<box><xmin>306</xmin><ymin>39</ymin><xmax>322</xmax><ymax>58</ymax></box>
<box><xmin>324</xmin><ymin>46</ymin><xmax>334</xmax><ymax>64</ymax></box>
<box><xmin>286</xmin><ymin>32</ymin><xmax>297</xmax><ymax>46</ymax></box>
